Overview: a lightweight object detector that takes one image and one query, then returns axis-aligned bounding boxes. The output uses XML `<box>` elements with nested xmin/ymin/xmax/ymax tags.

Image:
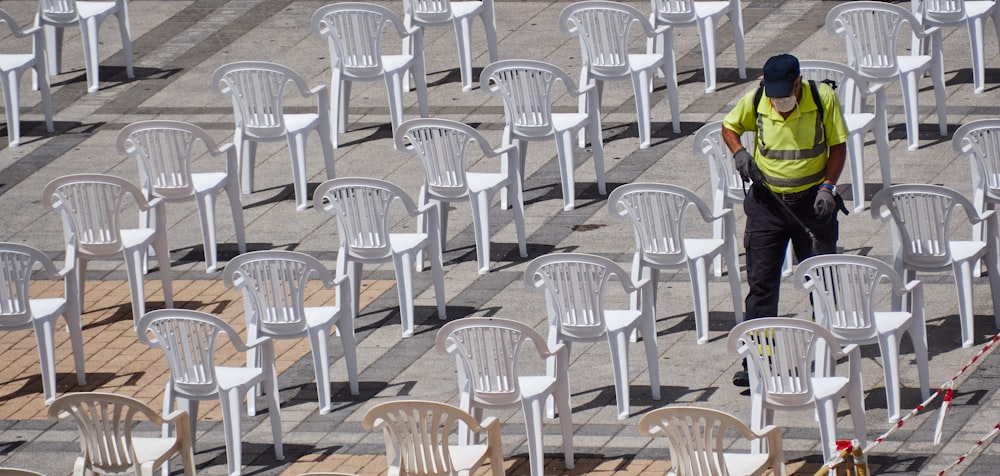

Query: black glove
<box><xmin>733</xmin><ymin>148</ymin><xmax>753</xmax><ymax>182</ymax></box>
<box><xmin>815</xmin><ymin>187</ymin><xmax>837</xmax><ymax>219</ymax></box>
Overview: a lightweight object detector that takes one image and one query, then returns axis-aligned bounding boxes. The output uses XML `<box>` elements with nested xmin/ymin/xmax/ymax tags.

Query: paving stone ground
<box><xmin>3</xmin><ymin>0</ymin><xmax>1000</xmax><ymax>474</ymax></box>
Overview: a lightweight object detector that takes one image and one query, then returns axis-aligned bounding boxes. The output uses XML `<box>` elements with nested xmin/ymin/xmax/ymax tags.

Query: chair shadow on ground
<box><xmin>49</xmin><ymin>66</ymin><xmax>183</xmax><ymax>92</ymax></box>
<box><xmin>195</xmin><ymin>442</ymin><xmax>313</xmax><ymax>476</ymax></box>
<box><xmin>0</xmin><ymin>372</ymin><xmax>139</xmax><ymax>403</ymax></box>
<box><xmin>569</xmin><ymin>384</ymin><xmax>690</xmax><ymax>417</ymax></box>
<box><xmin>169</xmin><ymin>242</ymin><xmax>286</xmax><ymax>269</ymax></box>
<box><xmin>354</xmin><ymin>305</ymin><xmax>481</xmax><ymax>338</ymax></box>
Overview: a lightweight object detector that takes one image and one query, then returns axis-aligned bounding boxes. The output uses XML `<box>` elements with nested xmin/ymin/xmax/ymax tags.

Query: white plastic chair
<box><xmin>647</xmin><ymin>0</ymin><xmax>747</xmax><ymax>94</ymax></box>
<box><xmin>311</xmin><ymin>3</ymin><xmax>430</xmax><ymax>148</ymax></box>
<box><xmin>693</xmin><ymin>121</ymin><xmax>794</xmax><ymax>279</ymax></box>
<box><xmin>913</xmin><ymin>0</ymin><xmax>999</xmax><ymax>94</ymax></box>
<box><xmin>117</xmin><ymin>120</ymin><xmax>247</xmax><ymax>273</ymax></box>
<box><xmin>314</xmin><ymin>177</ymin><xmax>447</xmax><ymax>337</ymax></box>
<box><xmin>826</xmin><ymin>1</ymin><xmax>947</xmax><ymax>151</ymax></box>
<box><xmin>799</xmin><ymin>60</ymin><xmax>891</xmax><ymax>213</ymax></box>
<box><xmin>793</xmin><ymin>254</ymin><xmax>930</xmax><ymax>423</ymax></box>
<box><xmin>34</xmin><ymin>0</ymin><xmax>134</xmax><ymax>93</ymax></box>
<box><xmin>223</xmin><ymin>250</ymin><xmax>359</xmax><ymax>415</ymax></box>
<box><xmin>638</xmin><ymin>406</ymin><xmax>787</xmax><ymax>476</ymax></box>
<box><xmin>362</xmin><ymin>399</ymin><xmax>505</xmax><ymax>476</ymax></box>
<box><xmin>211</xmin><ymin>61</ymin><xmax>335</xmax><ymax>211</ymax></box>
<box><xmin>42</xmin><ymin>173</ymin><xmax>174</xmax><ymax>321</ymax></box>
<box><xmin>48</xmin><ymin>392</ymin><xmax>195</xmax><ymax>476</ymax></box>
<box><xmin>608</xmin><ymin>182</ymin><xmax>743</xmax><ymax>345</ymax></box>
<box><xmin>954</xmin><ymin>119</ymin><xmax>1000</xmax><ymax>260</ymax></box>
<box><xmin>0</xmin><ymin>242</ymin><xmax>85</xmax><ymax>404</ymax></box>
<box><xmin>395</xmin><ymin>118</ymin><xmax>527</xmax><ymax>275</ymax></box>
<box><xmin>560</xmin><ymin>1</ymin><xmax>680</xmax><ymax>150</ymax></box>
<box><xmin>0</xmin><ymin>9</ymin><xmax>53</xmax><ymax>147</ymax></box>
<box><xmin>435</xmin><ymin>317</ymin><xmax>574</xmax><ymax>476</ymax></box>
<box><xmin>524</xmin><ymin>253</ymin><xmax>660</xmax><ymax>420</ymax></box>
<box><xmin>871</xmin><ymin>184</ymin><xmax>1000</xmax><ymax>348</ymax></box>
<box><xmin>727</xmin><ymin>317</ymin><xmax>867</xmax><ymax>463</ymax></box>
<box><xmin>481</xmin><ymin>59</ymin><xmax>607</xmax><ymax>211</ymax></box>
<box><xmin>402</xmin><ymin>0</ymin><xmax>498</xmax><ymax>92</ymax></box>
<box><xmin>136</xmin><ymin>309</ymin><xmax>283</xmax><ymax>476</ymax></box>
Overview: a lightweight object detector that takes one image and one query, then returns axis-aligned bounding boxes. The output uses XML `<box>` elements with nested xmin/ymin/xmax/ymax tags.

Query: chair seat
<box><xmin>518</xmin><ymin>375</ymin><xmax>558</xmax><ymax>400</ymax></box>
<box><xmin>683</xmin><ymin>237</ymin><xmax>726</xmax><ymax>260</ymax></box>
<box><xmin>0</xmin><ymin>54</ymin><xmax>34</xmax><ymax>71</ymax></box>
<box><xmin>216</xmin><ymin>366</ymin><xmax>263</xmax><ymax>391</ymax></box>
<box><xmin>466</xmin><ymin>172</ymin><xmax>507</xmax><ymax>194</ymax></box>
<box><xmin>551</xmin><ymin>112</ymin><xmax>590</xmax><ymax>133</ymax></box>
<box><xmin>132</xmin><ymin>436</ymin><xmax>182</xmax><ymax>465</ymax></box>
<box><xmin>949</xmin><ymin>240</ymin><xmax>987</xmax><ymax>261</ymax></box>
<box><xmin>389</xmin><ymin>232</ymin><xmax>431</xmax><ymax>253</ymax></box>
<box><xmin>189</xmin><ymin>172</ymin><xmax>230</xmax><ymax>194</ymax></box>
<box><xmin>964</xmin><ymin>2</ymin><xmax>996</xmax><ymax>17</ymax></box>
<box><xmin>28</xmin><ymin>297</ymin><xmax>67</xmax><ymax>319</ymax></box>
<box><xmin>694</xmin><ymin>1</ymin><xmax>730</xmax><ymax>18</ymax></box>
<box><xmin>845</xmin><ymin>112</ymin><xmax>875</xmax><ymax>133</ymax></box>
<box><xmin>451</xmin><ymin>1</ymin><xmax>485</xmax><ymax>18</ymax></box>
<box><xmin>721</xmin><ymin>453</ymin><xmax>773</xmax><ymax>476</ymax></box>
<box><xmin>627</xmin><ymin>54</ymin><xmax>664</xmax><ymax>72</ymax></box>
<box><xmin>604</xmin><ymin>309</ymin><xmax>644</xmax><ymax>333</ymax></box>
<box><xmin>812</xmin><ymin>376</ymin><xmax>849</xmax><ymax>400</ymax></box>
<box><xmin>382</xmin><ymin>55</ymin><xmax>415</xmax><ymax>74</ymax></box>
<box><xmin>284</xmin><ymin>113</ymin><xmax>321</xmax><ymax>134</ymax></box>
<box><xmin>895</xmin><ymin>55</ymin><xmax>933</xmax><ymax>75</ymax></box>
<box><xmin>448</xmin><ymin>443</ymin><xmax>492</xmax><ymax>472</ymax></box>
<box><xmin>75</xmin><ymin>1</ymin><xmax>118</xmax><ymax>19</ymax></box>
<box><xmin>120</xmin><ymin>228</ymin><xmax>157</xmax><ymax>248</ymax></box>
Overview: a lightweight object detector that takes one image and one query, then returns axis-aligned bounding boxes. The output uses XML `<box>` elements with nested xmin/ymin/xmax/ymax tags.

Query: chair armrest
<box><xmin>708</xmin><ymin>207</ymin><xmax>734</xmax><ymax>223</ymax></box>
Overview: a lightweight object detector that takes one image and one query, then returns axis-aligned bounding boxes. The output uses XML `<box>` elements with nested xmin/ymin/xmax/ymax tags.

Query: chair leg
<box><xmin>606</xmin><ymin>331</ymin><xmax>632</xmax><ymax>420</ymax></box>
<box><xmin>32</xmin><ymin>318</ymin><xmax>58</xmax><ymax>403</ymax></box>
<box><xmin>588</xmin><ymin>114</ymin><xmax>607</xmax><ymax>196</ymax></box>
<box><xmin>454</xmin><ymin>17</ymin><xmax>475</xmax><ymax>92</ymax></box>
<box><xmin>337</xmin><ymin>321</ymin><xmax>360</xmax><ymax>395</ymax></box>
<box><xmin>687</xmin><ymin>257</ymin><xmax>711</xmax><ymax>345</ymax></box>
<box><xmin>899</xmin><ymin>71</ymin><xmax>922</xmax><ymax>151</ymax></box>
<box><xmin>80</xmin><ymin>17</ymin><xmax>102</xmax><ymax>93</ymax></box>
<box><xmin>115</xmin><ymin>10</ymin><xmax>134</xmax><ymax>78</ymax></box>
<box><xmin>729</xmin><ymin>6</ymin><xmax>747</xmax><ymax>79</ymax></box>
<box><xmin>481</xmin><ymin>8</ymin><xmax>499</xmax><ymax>63</ymax></box>
<box><xmin>639</xmin><ymin>315</ymin><xmax>660</xmax><ymax>401</ymax></box>
<box><xmin>42</xmin><ymin>23</ymin><xmax>64</xmax><ymax>75</ymax></box>
<box><xmin>308</xmin><ymin>329</ymin><xmax>333</xmax><ymax>415</ymax></box>
<box><xmin>847</xmin><ymin>130</ymin><xmax>866</xmax><ymax>213</ymax></box>
<box><xmin>122</xmin><ymin>248</ymin><xmax>147</xmax><ymax>321</ymax></box>
<box><xmin>967</xmin><ymin>16</ymin><xmax>986</xmax><ymax>93</ymax></box>
<box><xmin>286</xmin><ymin>131</ymin><xmax>310</xmax><ymax>211</ymax></box>
<box><xmin>1</xmin><ymin>71</ymin><xmax>20</xmax><ymax>146</ymax></box>
<box><xmin>219</xmin><ymin>390</ymin><xmax>244</xmax><ymax>476</ymax></box>
<box><xmin>391</xmin><ymin>252</ymin><xmax>417</xmax><ymax>337</ymax></box>
<box><xmin>814</xmin><ymin>397</ymin><xmax>839</xmax><ymax>463</ymax></box>
<box><xmin>469</xmin><ymin>191</ymin><xmax>492</xmax><ymax>274</ymax></box>
<box><xmin>151</xmin><ymin>236</ymin><xmax>174</xmax><ymax>308</ymax></box>
<box><xmin>509</xmin><ymin>181</ymin><xmax>528</xmax><ymax>258</ymax></box>
<box><xmin>954</xmin><ymin>260</ymin><xmax>977</xmax><ymax>348</ymax></box>
<box><xmin>194</xmin><ymin>191</ymin><xmax>219</xmax><ymax>273</ymax></box>
<box><xmin>696</xmin><ymin>17</ymin><xmax>717</xmax><ymax>93</ymax></box>
<box><xmin>224</xmin><ymin>179</ymin><xmax>247</xmax><ymax>254</ymax></box>
<box><xmin>520</xmin><ymin>397</ymin><xmax>547</xmax><ymax>476</ymax></box>
<box><xmin>878</xmin><ymin>335</ymin><xmax>902</xmax><ymax>423</ymax></box>
<box><xmin>630</xmin><ymin>70</ymin><xmax>653</xmax><ymax>149</ymax></box>
<box><xmin>64</xmin><ymin>302</ymin><xmax>87</xmax><ymax>386</ymax></box>
<box><xmin>555</xmin><ymin>378</ymin><xmax>575</xmax><ymax>469</ymax></box>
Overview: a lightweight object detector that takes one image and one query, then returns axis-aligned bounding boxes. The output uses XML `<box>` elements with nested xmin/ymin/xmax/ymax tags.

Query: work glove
<box><xmin>815</xmin><ymin>187</ymin><xmax>837</xmax><ymax>219</ymax></box>
<box><xmin>733</xmin><ymin>148</ymin><xmax>753</xmax><ymax>182</ymax></box>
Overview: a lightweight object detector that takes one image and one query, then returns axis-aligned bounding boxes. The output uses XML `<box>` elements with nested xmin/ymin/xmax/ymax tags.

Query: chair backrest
<box><xmin>136</xmin><ymin>309</ymin><xmax>246</xmax><ymax>398</ymax></box>
<box><xmin>650</xmin><ymin>0</ymin><xmax>698</xmax><ymax>23</ymax></box>
<box><xmin>395</xmin><ymin>118</ymin><xmax>500</xmax><ymax>200</ymax></box>
<box><xmin>524</xmin><ymin>253</ymin><xmax>635</xmax><ymax>340</ymax></box>
<box><xmin>793</xmin><ymin>254</ymin><xmax>908</xmax><ymax>342</ymax></box>
<box><xmin>608</xmin><ymin>183</ymin><xmax>711</xmax><ymax>267</ymax></box>
<box><xmin>0</xmin><ymin>243</ymin><xmax>61</xmax><ymax>328</ymax></box>
<box><xmin>311</xmin><ymin>3</ymin><xmax>407</xmax><ymax>78</ymax></box>
<box><xmin>826</xmin><ymin>2</ymin><xmax>924</xmax><ymax>79</ymax></box>
<box><xmin>404</xmin><ymin>0</ymin><xmax>456</xmax><ymax>23</ymax></box>
<box><xmin>314</xmin><ymin>177</ymin><xmax>420</xmax><ymax>261</ymax></box>
<box><xmin>223</xmin><ymin>250</ymin><xmax>336</xmax><ymax>337</ymax></box>
<box><xmin>693</xmin><ymin>121</ymin><xmax>755</xmax><ymax>208</ymax></box>
<box><xmin>919</xmin><ymin>0</ymin><xmax>970</xmax><ymax>23</ymax></box>
<box><xmin>798</xmin><ymin>60</ymin><xmax>871</xmax><ymax>115</ymax></box>
<box><xmin>42</xmin><ymin>174</ymin><xmax>148</xmax><ymax>256</ymax></box>
<box><xmin>117</xmin><ymin>120</ymin><xmax>224</xmax><ymax>200</ymax></box>
<box><xmin>362</xmin><ymin>399</ymin><xmax>489</xmax><ymax>475</ymax></box>
<box><xmin>870</xmin><ymin>184</ymin><xmax>980</xmax><ymax>269</ymax></box>
<box><xmin>436</xmin><ymin>317</ymin><xmax>551</xmax><ymax>407</ymax></box>
<box><xmin>727</xmin><ymin>318</ymin><xmax>842</xmax><ymax>407</ymax></box>
<box><xmin>481</xmin><ymin>60</ymin><xmax>578</xmax><ymax>138</ymax></box>
<box><xmin>638</xmin><ymin>406</ymin><xmax>780</xmax><ymax>476</ymax></box>
<box><xmin>560</xmin><ymin>2</ymin><xmax>651</xmax><ymax>78</ymax></box>
<box><xmin>47</xmin><ymin>392</ymin><xmax>183</xmax><ymax>476</ymax></box>
<box><xmin>37</xmin><ymin>0</ymin><xmax>81</xmax><ymax>23</ymax></box>
<box><xmin>954</xmin><ymin>119</ymin><xmax>1000</xmax><ymax>200</ymax></box>
<box><xmin>211</xmin><ymin>61</ymin><xmax>308</xmax><ymax>137</ymax></box>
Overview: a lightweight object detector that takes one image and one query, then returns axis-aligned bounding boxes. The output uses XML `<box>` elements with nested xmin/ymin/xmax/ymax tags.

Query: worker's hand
<box><xmin>815</xmin><ymin>187</ymin><xmax>837</xmax><ymax>219</ymax></box>
<box><xmin>733</xmin><ymin>148</ymin><xmax>753</xmax><ymax>182</ymax></box>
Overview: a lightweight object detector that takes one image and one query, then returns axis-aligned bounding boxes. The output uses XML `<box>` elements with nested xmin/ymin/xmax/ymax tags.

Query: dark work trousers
<box><xmin>743</xmin><ymin>183</ymin><xmax>838</xmax><ymax>319</ymax></box>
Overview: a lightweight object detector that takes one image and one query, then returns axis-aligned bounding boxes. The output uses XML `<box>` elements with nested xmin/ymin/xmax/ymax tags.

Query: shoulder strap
<box><xmin>809</xmin><ymin>79</ymin><xmax>824</xmax><ymax>124</ymax></box>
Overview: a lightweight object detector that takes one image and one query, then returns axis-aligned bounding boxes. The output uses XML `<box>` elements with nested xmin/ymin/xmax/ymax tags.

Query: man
<box><xmin>721</xmin><ymin>54</ymin><xmax>849</xmax><ymax>386</ymax></box>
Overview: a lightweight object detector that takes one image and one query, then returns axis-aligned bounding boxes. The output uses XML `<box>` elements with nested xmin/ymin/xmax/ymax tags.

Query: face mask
<box><xmin>771</xmin><ymin>96</ymin><xmax>798</xmax><ymax>113</ymax></box>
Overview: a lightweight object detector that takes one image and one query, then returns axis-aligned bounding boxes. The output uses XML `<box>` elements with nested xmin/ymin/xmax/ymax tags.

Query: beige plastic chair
<box><xmin>395</xmin><ymin>118</ymin><xmax>527</xmax><ymax>275</ymax></box>
<box><xmin>136</xmin><ymin>309</ymin><xmax>284</xmax><ymax>476</ymax></box>
<box><xmin>311</xmin><ymin>3</ymin><xmax>430</xmax><ymax>148</ymax></box>
<box><xmin>223</xmin><ymin>250</ymin><xmax>359</xmax><ymax>415</ymax></box>
<box><xmin>608</xmin><ymin>182</ymin><xmax>743</xmax><ymax>345</ymax></box>
<box><xmin>402</xmin><ymin>0</ymin><xmax>498</xmax><ymax>91</ymax></box>
<box><xmin>727</xmin><ymin>318</ymin><xmax>867</xmax><ymax>463</ymax></box>
<box><xmin>48</xmin><ymin>392</ymin><xmax>195</xmax><ymax>476</ymax></box>
<box><xmin>0</xmin><ymin>242</ymin><xmax>85</xmax><ymax>404</ymax></box>
<box><xmin>314</xmin><ymin>177</ymin><xmax>447</xmax><ymax>338</ymax></box>
<box><xmin>524</xmin><ymin>253</ymin><xmax>661</xmax><ymax>420</ymax></box>
<box><xmin>117</xmin><ymin>120</ymin><xmax>247</xmax><ymax>273</ymax></box>
<box><xmin>560</xmin><ymin>1</ymin><xmax>680</xmax><ymax>149</ymax></box>
<box><xmin>435</xmin><ymin>317</ymin><xmax>575</xmax><ymax>476</ymax></box>
<box><xmin>362</xmin><ymin>399</ymin><xmax>505</xmax><ymax>476</ymax></box>
<box><xmin>0</xmin><ymin>9</ymin><xmax>53</xmax><ymax>147</ymax></box>
<box><xmin>42</xmin><ymin>173</ymin><xmax>174</xmax><ymax>322</ymax></box>
<box><xmin>871</xmin><ymin>184</ymin><xmax>1000</xmax><ymax>348</ymax></box>
<box><xmin>647</xmin><ymin>0</ymin><xmax>747</xmax><ymax>94</ymax></box>
<box><xmin>211</xmin><ymin>61</ymin><xmax>336</xmax><ymax>211</ymax></box>
<box><xmin>638</xmin><ymin>406</ymin><xmax>786</xmax><ymax>476</ymax></box>
<box><xmin>35</xmin><ymin>0</ymin><xmax>134</xmax><ymax>93</ymax></box>
<box><xmin>794</xmin><ymin>254</ymin><xmax>930</xmax><ymax>423</ymax></box>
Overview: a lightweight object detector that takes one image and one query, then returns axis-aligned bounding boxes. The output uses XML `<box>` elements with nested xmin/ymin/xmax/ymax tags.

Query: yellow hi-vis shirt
<box><xmin>722</xmin><ymin>82</ymin><xmax>849</xmax><ymax>194</ymax></box>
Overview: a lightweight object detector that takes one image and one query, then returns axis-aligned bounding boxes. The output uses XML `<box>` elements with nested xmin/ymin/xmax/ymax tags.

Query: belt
<box><xmin>770</xmin><ymin>185</ymin><xmax>817</xmax><ymax>202</ymax></box>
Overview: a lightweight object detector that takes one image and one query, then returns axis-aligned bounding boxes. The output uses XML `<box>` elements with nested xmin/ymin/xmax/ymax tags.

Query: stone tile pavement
<box><xmin>3</xmin><ymin>0</ymin><xmax>1000</xmax><ymax>474</ymax></box>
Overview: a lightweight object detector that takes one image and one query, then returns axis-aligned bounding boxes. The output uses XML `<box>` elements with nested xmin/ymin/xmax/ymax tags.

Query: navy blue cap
<box><xmin>762</xmin><ymin>54</ymin><xmax>799</xmax><ymax>98</ymax></box>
